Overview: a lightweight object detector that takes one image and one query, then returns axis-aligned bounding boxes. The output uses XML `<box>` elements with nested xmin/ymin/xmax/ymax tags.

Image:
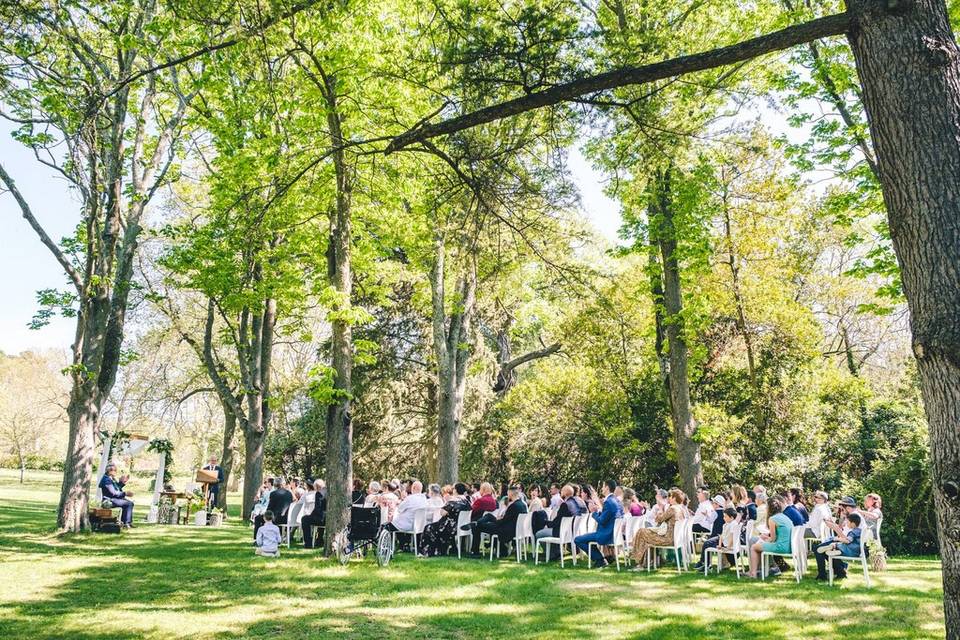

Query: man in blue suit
<box><xmin>574</xmin><ymin>479</ymin><xmax>623</xmax><ymax>568</ymax></box>
<box><xmin>99</xmin><ymin>463</ymin><xmax>135</xmax><ymax>527</ymax></box>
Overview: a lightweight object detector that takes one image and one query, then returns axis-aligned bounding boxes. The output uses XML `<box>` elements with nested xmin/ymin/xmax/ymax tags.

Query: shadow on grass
<box><xmin>0</xmin><ymin>484</ymin><xmax>946</xmax><ymax>640</ymax></box>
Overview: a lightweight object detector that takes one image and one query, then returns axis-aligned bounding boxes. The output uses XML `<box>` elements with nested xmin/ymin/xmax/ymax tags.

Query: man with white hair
<box><xmin>98</xmin><ymin>463</ymin><xmax>135</xmax><ymax>528</ymax></box>
<box><xmin>384</xmin><ymin>479</ymin><xmax>428</xmax><ymax>549</ymax></box>
<box><xmin>691</xmin><ymin>486</ymin><xmax>717</xmax><ymax>535</ymax></box>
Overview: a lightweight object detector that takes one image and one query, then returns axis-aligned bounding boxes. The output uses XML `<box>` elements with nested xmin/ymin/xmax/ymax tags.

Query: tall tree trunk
<box><xmin>242</xmin><ymin>426</ymin><xmax>264</xmax><ymax>520</ymax></box>
<box><xmin>845</xmin><ymin>1</ymin><xmax>960</xmax><ymax>632</ymax></box>
<box><xmin>57</xmin><ymin>385</ymin><xmax>100</xmax><ymax>531</ymax></box>
<box><xmin>651</xmin><ymin>168</ymin><xmax>704</xmax><ymax>499</ymax></box>
<box><xmin>218</xmin><ymin>399</ymin><xmax>238</xmax><ymax>512</ymax></box>
<box><xmin>721</xmin><ymin>182</ymin><xmax>757</xmax><ymax>382</ymax></box>
<box><xmin>322</xmin><ymin>73</ymin><xmax>354</xmax><ymax>554</ymax></box>
<box><xmin>430</xmin><ymin>234</ymin><xmax>476</xmax><ymax>484</ymax></box>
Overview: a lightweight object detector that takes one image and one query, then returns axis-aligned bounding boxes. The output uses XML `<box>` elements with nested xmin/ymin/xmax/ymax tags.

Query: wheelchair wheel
<box><xmin>376</xmin><ymin>529</ymin><xmax>393</xmax><ymax>567</ymax></box>
<box><xmin>334</xmin><ymin>528</ymin><xmax>352</xmax><ymax>565</ymax></box>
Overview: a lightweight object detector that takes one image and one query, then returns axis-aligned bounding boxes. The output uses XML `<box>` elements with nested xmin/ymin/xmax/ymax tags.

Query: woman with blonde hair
<box><xmin>629</xmin><ymin>488</ymin><xmax>686</xmax><ymax>570</ymax></box>
<box><xmin>861</xmin><ymin>493</ymin><xmax>883</xmax><ymax>537</ymax></box>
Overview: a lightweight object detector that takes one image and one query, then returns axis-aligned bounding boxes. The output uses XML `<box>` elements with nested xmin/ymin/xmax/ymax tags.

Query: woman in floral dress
<box><xmin>418</xmin><ymin>483</ymin><xmax>472</xmax><ymax>557</ymax></box>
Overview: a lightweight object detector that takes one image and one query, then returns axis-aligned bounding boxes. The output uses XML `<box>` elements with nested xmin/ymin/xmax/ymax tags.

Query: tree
<box><xmin>387</xmin><ymin>2</ymin><xmax>960</xmax><ymax>632</ymax></box>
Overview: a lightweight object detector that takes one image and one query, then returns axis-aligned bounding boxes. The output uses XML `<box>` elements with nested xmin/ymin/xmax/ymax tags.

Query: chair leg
<box><xmin>863</xmin><ymin>558</ymin><xmax>871</xmax><ymax>588</ymax></box>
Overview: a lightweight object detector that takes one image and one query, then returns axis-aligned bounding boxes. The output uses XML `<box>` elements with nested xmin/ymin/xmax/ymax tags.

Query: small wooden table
<box><xmin>159</xmin><ymin>491</ymin><xmax>195</xmax><ymax>524</ymax></box>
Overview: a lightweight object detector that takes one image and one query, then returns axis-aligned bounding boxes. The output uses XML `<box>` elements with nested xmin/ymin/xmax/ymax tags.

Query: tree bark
<box><xmin>721</xmin><ymin>180</ymin><xmax>757</xmax><ymax>383</ymax></box>
<box><xmin>322</xmin><ymin>71</ymin><xmax>354</xmax><ymax>554</ymax></box>
<box><xmin>218</xmin><ymin>398</ymin><xmax>238</xmax><ymax>512</ymax></box>
<box><xmin>651</xmin><ymin>168</ymin><xmax>704</xmax><ymax>499</ymax></box>
<box><xmin>845</xmin><ymin>1</ymin><xmax>960</xmax><ymax>633</ymax></box>
<box><xmin>431</xmin><ymin>234</ymin><xmax>476</xmax><ymax>484</ymax></box>
<box><xmin>242</xmin><ymin>426</ymin><xmax>264</xmax><ymax>520</ymax></box>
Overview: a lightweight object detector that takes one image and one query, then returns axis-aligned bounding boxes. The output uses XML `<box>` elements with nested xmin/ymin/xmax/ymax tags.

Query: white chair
<box><xmin>535</xmin><ymin>516</ymin><xmax>576</xmax><ymax>567</ymax></box>
<box><xmin>647</xmin><ymin>520</ymin><xmax>688</xmax><ymax>573</ymax></box>
<box><xmin>622</xmin><ymin>514</ymin><xmax>643</xmax><ymax>562</ymax></box>
<box><xmin>704</xmin><ymin>522</ymin><xmax>744</xmax><ymax>578</ymax></box>
<box><xmin>827</xmin><ymin>527</ymin><xmax>872</xmax><ymax>587</ymax></box>
<box><xmin>490</xmin><ymin>513</ymin><xmax>530</xmax><ymax>562</ymax></box>
<box><xmin>391</xmin><ymin>508</ymin><xmax>428</xmax><ymax>554</ymax></box>
<box><xmin>571</xmin><ymin>514</ymin><xmax>589</xmax><ymax>560</ymax></box>
<box><xmin>587</xmin><ymin>518</ymin><xmax>625</xmax><ymax>570</ymax></box>
<box><xmin>761</xmin><ymin>525</ymin><xmax>807</xmax><ymax>582</ymax></box>
<box><xmin>455</xmin><ymin>510</ymin><xmax>473</xmax><ymax>559</ymax></box>
<box><xmin>279</xmin><ymin>502</ymin><xmax>303</xmax><ymax>548</ymax></box>
<box><xmin>519</xmin><ymin>510</ymin><xmax>535</xmax><ymax>560</ymax></box>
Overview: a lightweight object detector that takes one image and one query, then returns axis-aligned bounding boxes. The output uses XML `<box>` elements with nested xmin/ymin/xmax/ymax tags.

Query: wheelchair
<box><xmin>332</xmin><ymin>505</ymin><xmax>393</xmax><ymax>566</ymax></box>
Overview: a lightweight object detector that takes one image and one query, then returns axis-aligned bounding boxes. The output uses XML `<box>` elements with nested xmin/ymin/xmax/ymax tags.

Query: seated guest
<box><xmin>815</xmin><ymin>512</ymin><xmax>864</xmax><ymax>580</ymax></box>
<box><xmin>754</xmin><ymin>491</ymin><xmax>770</xmax><ymax>529</ymax></box>
<box><xmin>824</xmin><ymin>496</ymin><xmax>861</xmax><ymax>538</ymax></box>
<box><xmin>536</xmin><ymin>484</ymin><xmax>584</xmax><ymax>557</ymax></box>
<box><xmin>419</xmin><ymin>483</ymin><xmax>472</xmax><ymax>557</ymax></box>
<box><xmin>300</xmin><ymin>479</ymin><xmax>326</xmax><ymax>549</ymax></box>
<box><xmin>789</xmin><ymin>488</ymin><xmax>809</xmax><ymax>521</ymax></box>
<box><xmin>574</xmin><ymin>480</ymin><xmax>624</xmax><ymax>568</ymax></box>
<box><xmin>352</xmin><ymin>479</ymin><xmax>366</xmax><ymax>504</ymax></box>
<box><xmin>255</xmin><ymin>510</ymin><xmax>281</xmax><ymax>557</ymax></box>
<box><xmin>807</xmin><ymin>490</ymin><xmax>832</xmax><ymax>539</ymax></box>
<box><xmin>622</xmin><ymin>488</ymin><xmax>644</xmax><ymax>517</ymax></box>
<box><xmin>254</xmin><ymin>477</ymin><xmax>292</xmax><ymax>540</ymax></box>
<box><xmin>693</xmin><ymin>506</ymin><xmax>739</xmax><ymax>571</ymax></box>
<box><xmin>441</xmin><ymin>484</ymin><xmax>455</xmax><ymax>502</ymax></box>
<box><xmin>629</xmin><ymin>488</ymin><xmax>686</xmax><ymax>569</ymax></box>
<box><xmin>471</xmin><ymin>483</ymin><xmax>482</xmax><ymax>501</ymax></box>
<box><xmin>526</xmin><ymin>485</ymin><xmax>547</xmax><ymax>534</ymax></box>
<box><xmin>363</xmin><ymin>480</ymin><xmax>383</xmax><ymax>506</ymax></box>
<box><xmin>289</xmin><ymin>478</ymin><xmax>304</xmax><ymax>501</ymax></box>
<box><xmin>251</xmin><ymin>478</ymin><xmax>274</xmax><ymax>521</ymax></box>
<box><xmin>782</xmin><ymin>490</ymin><xmax>809</xmax><ymax>527</ymax></box>
<box><xmin>470</xmin><ymin>482</ymin><xmax>498</xmax><ymax>521</ymax></box>
<box><xmin>746</xmin><ymin>496</ymin><xmax>794</xmax><ymax>578</ymax></box>
<box><xmin>861</xmin><ymin>493</ymin><xmax>883</xmax><ymax>537</ymax></box>
<box><xmin>581</xmin><ymin>484</ymin><xmax>601</xmax><ymax>513</ymax></box>
<box><xmin>383</xmin><ymin>480</ymin><xmax>428</xmax><ymax>549</ymax></box>
<box><xmin>99</xmin><ymin>463</ymin><xmax>135</xmax><ymax>528</ymax></box>
<box><xmin>426</xmin><ymin>483</ymin><xmax>444</xmax><ymax>508</ymax></box>
<box><xmin>548</xmin><ymin>483</ymin><xmax>562</xmax><ymax>511</ymax></box>
<box><xmin>732</xmin><ymin>485</ymin><xmax>757</xmax><ymax>526</ymax></box>
<box><xmin>462</xmin><ymin>485</ymin><xmax>528</xmax><ymax>556</ymax></box>
<box><xmin>691</xmin><ymin>486</ymin><xmax>717</xmax><ymax>534</ymax></box>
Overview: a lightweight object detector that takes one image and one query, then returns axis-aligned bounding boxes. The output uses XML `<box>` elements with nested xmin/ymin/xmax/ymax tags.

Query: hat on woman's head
<box><xmin>711</xmin><ymin>495</ymin><xmax>726</xmax><ymax>508</ymax></box>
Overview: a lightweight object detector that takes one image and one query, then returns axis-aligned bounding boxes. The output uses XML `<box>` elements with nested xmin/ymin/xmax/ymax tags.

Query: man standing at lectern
<box><xmin>203</xmin><ymin>456</ymin><xmax>224</xmax><ymax>510</ymax></box>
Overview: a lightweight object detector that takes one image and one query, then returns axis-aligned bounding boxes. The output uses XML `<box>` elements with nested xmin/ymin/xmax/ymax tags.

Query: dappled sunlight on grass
<box><xmin>0</xmin><ymin>470</ymin><xmax>947</xmax><ymax>639</ymax></box>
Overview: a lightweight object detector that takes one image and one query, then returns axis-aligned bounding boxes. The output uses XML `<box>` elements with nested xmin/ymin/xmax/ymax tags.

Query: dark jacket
<box><xmin>267</xmin><ymin>488</ymin><xmax>294</xmax><ymax>523</ymax></box>
<box><xmin>549</xmin><ymin>495</ymin><xmax>586</xmax><ymax>537</ymax></box>
<box><xmin>99</xmin><ymin>475</ymin><xmax>126</xmax><ymax>500</ymax></box>
<box><xmin>710</xmin><ymin>509</ymin><xmax>725</xmax><ymax>537</ymax></box>
<box><xmin>494</xmin><ymin>498</ymin><xmax>528</xmax><ymax>539</ymax></box>
<box><xmin>203</xmin><ymin>464</ymin><xmax>224</xmax><ymax>488</ymax></box>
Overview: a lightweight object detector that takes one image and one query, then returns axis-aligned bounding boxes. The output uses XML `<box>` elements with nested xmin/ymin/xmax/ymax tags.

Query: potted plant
<box><xmin>194</xmin><ymin>508</ymin><xmax>208</xmax><ymax>526</ymax></box>
<box><xmin>208</xmin><ymin>507</ymin><xmax>224</xmax><ymax>527</ymax></box>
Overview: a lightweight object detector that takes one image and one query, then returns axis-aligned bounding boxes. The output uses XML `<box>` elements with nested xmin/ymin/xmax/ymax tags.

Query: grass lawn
<box><xmin>0</xmin><ymin>469</ymin><xmax>946</xmax><ymax>639</ymax></box>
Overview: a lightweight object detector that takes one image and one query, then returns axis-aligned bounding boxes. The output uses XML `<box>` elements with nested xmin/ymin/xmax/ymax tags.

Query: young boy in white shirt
<box><xmin>255</xmin><ymin>510</ymin><xmax>282</xmax><ymax>557</ymax></box>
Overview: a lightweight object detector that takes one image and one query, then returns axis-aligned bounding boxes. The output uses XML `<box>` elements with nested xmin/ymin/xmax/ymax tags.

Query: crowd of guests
<box><xmin>250</xmin><ymin>474</ymin><xmax>882</xmax><ymax>580</ymax></box>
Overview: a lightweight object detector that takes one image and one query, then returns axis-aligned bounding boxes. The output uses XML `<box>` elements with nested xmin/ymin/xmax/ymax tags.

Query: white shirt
<box><xmin>692</xmin><ymin>500</ymin><xmax>716</xmax><ymax>530</ymax></box>
<box><xmin>807</xmin><ymin>503</ymin><xmax>832</xmax><ymax>537</ymax></box>
<box><xmin>392</xmin><ymin>492</ymin><xmax>428</xmax><ymax>531</ymax></box>
<box><xmin>256</xmin><ymin>522</ymin><xmax>281</xmax><ymax>553</ymax></box>
<box><xmin>550</xmin><ymin>493</ymin><xmax>562</xmax><ymax>510</ymax></box>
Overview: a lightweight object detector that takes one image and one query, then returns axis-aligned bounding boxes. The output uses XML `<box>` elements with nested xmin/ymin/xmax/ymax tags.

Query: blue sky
<box><xmin>0</xmin><ymin>126</ymin><xmax>623</xmax><ymax>355</ymax></box>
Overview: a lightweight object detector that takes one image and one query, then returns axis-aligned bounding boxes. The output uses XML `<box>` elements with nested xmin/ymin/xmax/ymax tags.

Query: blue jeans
<box><xmin>574</xmin><ymin>532</ymin><xmax>611</xmax><ymax>566</ymax></box>
<box><xmin>107</xmin><ymin>498</ymin><xmax>134</xmax><ymax>525</ymax></box>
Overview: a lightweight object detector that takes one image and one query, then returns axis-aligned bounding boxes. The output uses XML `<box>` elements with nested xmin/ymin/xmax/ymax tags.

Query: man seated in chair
<box><xmin>383</xmin><ymin>479</ymin><xmax>428</xmax><ymax>550</ymax></box>
<box><xmin>574</xmin><ymin>479</ymin><xmax>623</xmax><ymax>568</ymax></box>
<box><xmin>462</xmin><ymin>485</ymin><xmax>528</xmax><ymax>556</ymax></box>
<box><xmin>98</xmin><ymin>463</ymin><xmax>135</xmax><ymax>528</ymax></box>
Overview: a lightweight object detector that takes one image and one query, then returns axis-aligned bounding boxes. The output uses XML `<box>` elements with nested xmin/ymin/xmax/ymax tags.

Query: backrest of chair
<box><xmin>745</xmin><ymin>519</ymin><xmax>755</xmax><ymax>543</ymax></box>
<box><xmin>413</xmin><ymin>508</ymin><xmax>428</xmax><ymax>533</ymax></box>
<box><xmin>729</xmin><ymin>522</ymin><xmax>743</xmax><ymax>553</ymax></box>
<box><xmin>612</xmin><ymin>518</ymin><xmax>624</xmax><ymax>548</ymax></box>
<box><xmin>680</xmin><ymin>517</ymin><xmax>694</xmax><ymax>550</ymax></box>
<box><xmin>819</xmin><ymin>521</ymin><xmax>830</xmax><ymax>542</ymax></box>
<box><xmin>558</xmin><ymin>516</ymin><xmax>574</xmax><ymax>544</ymax></box>
<box><xmin>789</xmin><ymin>525</ymin><xmax>806</xmax><ymax>559</ymax></box>
<box><xmin>381</xmin><ymin>505</ymin><xmax>390</xmax><ymax>525</ymax></box>
<box><xmin>521</xmin><ymin>512</ymin><xmax>534</xmax><ymax>537</ymax></box>
<box><xmin>456</xmin><ymin>509</ymin><xmax>472</xmax><ymax>533</ymax></box>
<box><xmin>287</xmin><ymin>501</ymin><xmax>302</xmax><ymax>526</ymax></box>
<box><xmin>859</xmin><ymin>526</ymin><xmax>872</xmax><ymax>558</ymax></box>
<box><xmin>515</xmin><ymin>512</ymin><xmax>530</xmax><ymax>539</ymax></box>
<box><xmin>573</xmin><ymin>514</ymin><xmax>587</xmax><ymax>537</ymax></box>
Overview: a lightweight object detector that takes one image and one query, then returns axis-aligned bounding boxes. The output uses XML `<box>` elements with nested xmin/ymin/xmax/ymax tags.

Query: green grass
<box><xmin>0</xmin><ymin>469</ymin><xmax>946</xmax><ymax>639</ymax></box>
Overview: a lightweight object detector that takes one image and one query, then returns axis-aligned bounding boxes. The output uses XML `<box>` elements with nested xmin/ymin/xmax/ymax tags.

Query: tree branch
<box><xmin>0</xmin><ymin>162</ymin><xmax>82</xmax><ymax>292</ymax></box>
<box><xmin>387</xmin><ymin>12</ymin><xmax>851</xmax><ymax>152</ymax></box>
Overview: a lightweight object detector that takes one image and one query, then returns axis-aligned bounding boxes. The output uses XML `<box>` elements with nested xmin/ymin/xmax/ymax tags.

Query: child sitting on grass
<box><xmin>255</xmin><ymin>510</ymin><xmax>281</xmax><ymax>557</ymax></box>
